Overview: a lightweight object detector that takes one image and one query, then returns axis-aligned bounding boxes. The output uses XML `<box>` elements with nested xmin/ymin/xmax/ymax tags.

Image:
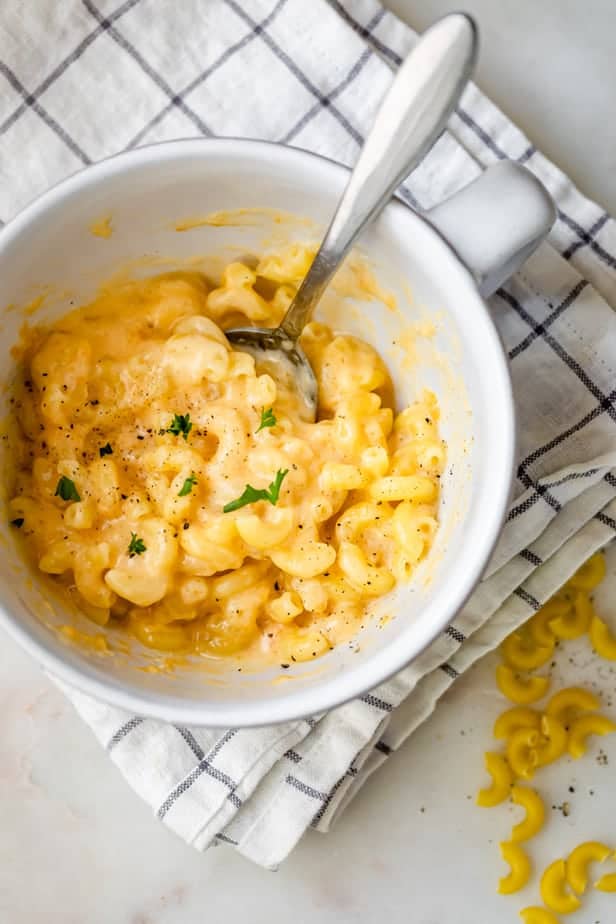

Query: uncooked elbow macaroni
<box><xmin>510</xmin><ymin>785</ymin><xmax>545</xmax><ymax>843</ymax></box>
<box><xmin>565</xmin><ymin>841</ymin><xmax>611</xmax><ymax>895</ymax></box>
<box><xmin>478</xmin><ymin>552</ymin><xmax>616</xmax><ymax>918</ymax></box>
<box><xmin>540</xmin><ymin>859</ymin><xmax>581</xmax><ymax>914</ymax></box>
<box><xmin>476</xmin><ymin>751</ymin><xmax>512</xmax><ymax>807</ymax></box>
<box><xmin>8</xmin><ymin>246</ymin><xmax>444</xmax><ymax>663</ymax></box>
<box><xmin>499</xmin><ymin>841</ymin><xmax>532</xmax><ymax>894</ymax></box>
<box><xmin>496</xmin><ymin>665</ymin><xmax>551</xmax><ymax>705</ymax></box>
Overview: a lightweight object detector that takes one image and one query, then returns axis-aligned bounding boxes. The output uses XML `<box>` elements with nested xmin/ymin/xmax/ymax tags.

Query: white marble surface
<box><xmin>3</xmin><ymin>3</ymin><xmax>616</xmax><ymax>922</ymax></box>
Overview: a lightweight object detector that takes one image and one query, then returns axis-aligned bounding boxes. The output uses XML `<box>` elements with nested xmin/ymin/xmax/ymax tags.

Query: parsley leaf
<box><xmin>256</xmin><ymin>407</ymin><xmax>277</xmax><ymax>433</ymax></box>
<box><xmin>128</xmin><ymin>533</ymin><xmax>147</xmax><ymax>557</ymax></box>
<box><xmin>10</xmin><ymin>518</ymin><xmax>24</xmax><ymax>528</ymax></box>
<box><xmin>223</xmin><ymin>468</ymin><xmax>289</xmax><ymax>513</ymax></box>
<box><xmin>166</xmin><ymin>413</ymin><xmax>192</xmax><ymax>441</ymax></box>
<box><xmin>99</xmin><ymin>442</ymin><xmax>113</xmax><ymax>457</ymax></box>
<box><xmin>178</xmin><ymin>473</ymin><xmax>198</xmax><ymax>497</ymax></box>
<box><xmin>54</xmin><ymin>476</ymin><xmax>81</xmax><ymax>502</ymax></box>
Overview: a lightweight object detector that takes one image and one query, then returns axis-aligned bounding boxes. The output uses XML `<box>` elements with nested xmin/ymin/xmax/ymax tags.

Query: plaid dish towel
<box><xmin>3</xmin><ymin>0</ymin><xmax>616</xmax><ymax>869</ymax></box>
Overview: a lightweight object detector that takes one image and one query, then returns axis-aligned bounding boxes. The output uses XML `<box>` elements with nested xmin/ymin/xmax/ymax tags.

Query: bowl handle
<box><xmin>426</xmin><ymin>161</ymin><xmax>556</xmax><ymax>296</ymax></box>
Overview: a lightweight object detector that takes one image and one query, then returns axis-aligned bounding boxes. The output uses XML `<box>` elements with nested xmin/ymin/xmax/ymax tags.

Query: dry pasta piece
<box><xmin>496</xmin><ymin>665</ymin><xmax>550</xmax><ymax>705</ymax></box>
<box><xmin>566</xmin><ymin>841</ymin><xmax>611</xmax><ymax>895</ymax></box>
<box><xmin>510</xmin><ymin>785</ymin><xmax>545</xmax><ymax>842</ymax></box>
<box><xmin>567</xmin><ymin>713</ymin><xmax>616</xmax><ymax>759</ymax></box>
<box><xmin>540</xmin><ymin>859</ymin><xmax>581</xmax><ymax>914</ymax></box>
<box><xmin>545</xmin><ymin>687</ymin><xmax>600</xmax><ymax>726</ymax></box>
<box><xmin>519</xmin><ymin>908</ymin><xmax>561</xmax><ymax>924</ymax></box>
<box><xmin>476</xmin><ymin>752</ymin><xmax>513</xmax><ymax>807</ymax></box>
<box><xmin>529</xmin><ymin>598</ymin><xmax>569</xmax><ymax>646</ymax></box>
<box><xmin>595</xmin><ymin>860</ymin><xmax>616</xmax><ymax>892</ymax></box>
<box><xmin>568</xmin><ymin>551</ymin><xmax>606</xmax><ymax>591</ymax></box>
<box><xmin>499</xmin><ymin>841</ymin><xmax>532</xmax><ymax>894</ymax></box>
<box><xmin>506</xmin><ymin>727</ymin><xmax>541</xmax><ymax>780</ymax></box>
<box><xmin>501</xmin><ymin>630</ymin><xmax>555</xmax><ymax>671</ymax></box>
<box><xmin>549</xmin><ymin>591</ymin><xmax>592</xmax><ymax>640</ymax></box>
<box><xmin>493</xmin><ymin>706</ymin><xmax>542</xmax><ymax>740</ymax></box>
<box><xmin>535</xmin><ymin>715</ymin><xmax>567</xmax><ymax>767</ymax></box>
<box><xmin>589</xmin><ymin>613</ymin><xmax>616</xmax><ymax>660</ymax></box>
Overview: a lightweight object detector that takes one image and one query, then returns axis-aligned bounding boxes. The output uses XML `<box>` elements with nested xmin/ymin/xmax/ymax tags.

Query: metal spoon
<box><xmin>226</xmin><ymin>13</ymin><xmax>478</xmax><ymax>420</ymax></box>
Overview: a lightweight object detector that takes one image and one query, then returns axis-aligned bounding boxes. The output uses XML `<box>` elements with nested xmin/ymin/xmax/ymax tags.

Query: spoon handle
<box><xmin>278</xmin><ymin>12</ymin><xmax>478</xmax><ymax>341</ymax></box>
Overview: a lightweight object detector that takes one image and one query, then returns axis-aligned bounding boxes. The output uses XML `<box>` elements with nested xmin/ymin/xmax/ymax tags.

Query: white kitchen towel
<box><xmin>3</xmin><ymin>0</ymin><xmax>616</xmax><ymax>869</ymax></box>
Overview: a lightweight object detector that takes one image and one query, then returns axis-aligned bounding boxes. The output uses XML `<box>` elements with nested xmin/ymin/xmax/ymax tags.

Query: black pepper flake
<box><xmin>280</xmin><ymin>663</ymin><xmax>290</xmax><ymax>670</ymax></box>
<box><xmin>121</xmin><ymin>493</ymin><xmax>128</xmax><ymax>500</ymax></box>
<box><xmin>274</xmin><ymin>580</ymin><xmax>280</xmax><ymax>591</ymax></box>
<box><xmin>183</xmin><ymin>522</ymin><xmax>190</xmax><ymax>530</ymax></box>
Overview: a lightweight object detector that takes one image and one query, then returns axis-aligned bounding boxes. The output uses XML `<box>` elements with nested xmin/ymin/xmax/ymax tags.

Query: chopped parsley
<box><xmin>223</xmin><ymin>469</ymin><xmax>288</xmax><ymax>513</ymax></box>
<box><xmin>99</xmin><ymin>442</ymin><xmax>113</xmax><ymax>457</ymax></box>
<box><xmin>166</xmin><ymin>413</ymin><xmax>192</xmax><ymax>441</ymax></box>
<box><xmin>54</xmin><ymin>476</ymin><xmax>80</xmax><ymax>502</ymax></box>
<box><xmin>256</xmin><ymin>407</ymin><xmax>277</xmax><ymax>433</ymax></box>
<box><xmin>10</xmin><ymin>518</ymin><xmax>24</xmax><ymax>528</ymax></box>
<box><xmin>178</xmin><ymin>473</ymin><xmax>198</xmax><ymax>497</ymax></box>
<box><xmin>128</xmin><ymin>533</ymin><xmax>147</xmax><ymax>557</ymax></box>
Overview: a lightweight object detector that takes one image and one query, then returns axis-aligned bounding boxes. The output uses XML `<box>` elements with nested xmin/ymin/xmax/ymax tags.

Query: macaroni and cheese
<box><xmin>8</xmin><ymin>246</ymin><xmax>444</xmax><ymax>664</ymax></box>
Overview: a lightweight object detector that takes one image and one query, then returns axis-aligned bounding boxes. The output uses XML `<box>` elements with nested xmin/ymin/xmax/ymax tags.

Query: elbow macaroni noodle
<box><xmin>476</xmin><ymin>752</ymin><xmax>513</xmax><ymax>807</ymax></box>
<box><xmin>510</xmin><ymin>785</ymin><xmax>545</xmax><ymax>843</ymax></box>
<box><xmin>8</xmin><ymin>247</ymin><xmax>444</xmax><ymax>663</ymax></box>
<box><xmin>499</xmin><ymin>841</ymin><xmax>532</xmax><ymax>894</ymax></box>
<box><xmin>595</xmin><ymin>863</ymin><xmax>616</xmax><ymax>893</ymax></box>
<box><xmin>519</xmin><ymin>909</ymin><xmax>560</xmax><ymax>924</ymax></box>
<box><xmin>496</xmin><ymin>665</ymin><xmax>551</xmax><ymax>705</ymax></box>
<box><xmin>540</xmin><ymin>859</ymin><xmax>582</xmax><ymax>914</ymax></box>
<box><xmin>565</xmin><ymin>841</ymin><xmax>611</xmax><ymax>895</ymax></box>
<box><xmin>567</xmin><ymin>713</ymin><xmax>616</xmax><ymax>759</ymax></box>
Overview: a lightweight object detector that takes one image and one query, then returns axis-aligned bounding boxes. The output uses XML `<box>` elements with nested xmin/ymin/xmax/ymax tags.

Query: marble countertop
<box><xmin>3</xmin><ymin>3</ymin><xmax>616</xmax><ymax>922</ymax></box>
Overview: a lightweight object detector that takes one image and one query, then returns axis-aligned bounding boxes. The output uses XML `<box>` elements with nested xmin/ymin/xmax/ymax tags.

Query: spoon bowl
<box><xmin>226</xmin><ymin>325</ymin><xmax>318</xmax><ymax>420</ymax></box>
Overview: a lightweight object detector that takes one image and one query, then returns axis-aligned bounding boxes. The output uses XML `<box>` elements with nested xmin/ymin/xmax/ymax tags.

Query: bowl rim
<box><xmin>0</xmin><ymin>137</ymin><xmax>516</xmax><ymax>727</ymax></box>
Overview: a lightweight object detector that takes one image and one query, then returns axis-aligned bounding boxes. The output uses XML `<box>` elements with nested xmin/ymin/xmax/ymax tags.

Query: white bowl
<box><xmin>0</xmin><ymin>139</ymin><xmax>554</xmax><ymax>726</ymax></box>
